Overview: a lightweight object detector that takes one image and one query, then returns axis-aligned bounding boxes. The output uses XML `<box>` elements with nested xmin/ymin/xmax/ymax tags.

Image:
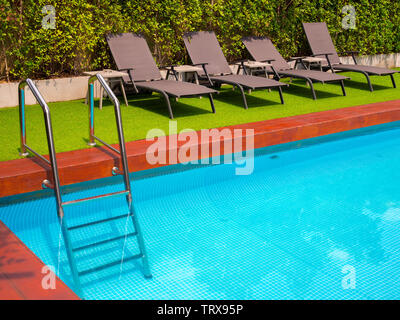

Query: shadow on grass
<box><xmin>104</xmin><ymin>94</ymin><xmax>214</xmax><ymax>118</ymax></box>
<box><xmin>283</xmin><ymin>81</ymin><xmax>345</xmax><ymax>99</ymax></box>
<box><xmin>213</xmin><ymin>88</ymin><xmax>283</xmax><ymax>109</ymax></box>
<box><xmin>343</xmin><ymin>78</ymin><xmax>395</xmax><ymax>91</ymax></box>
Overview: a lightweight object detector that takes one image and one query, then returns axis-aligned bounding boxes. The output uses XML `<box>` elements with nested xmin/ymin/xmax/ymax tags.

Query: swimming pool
<box><xmin>1</xmin><ymin>122</ymin><xmax>400</xmax><ymax>300</ymax></box>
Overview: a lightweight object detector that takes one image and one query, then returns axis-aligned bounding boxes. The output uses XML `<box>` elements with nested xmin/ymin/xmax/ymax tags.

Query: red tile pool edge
<box><xmin>1</xmin><ymin>100</ymin><xmax>400</xmax><ymax>198</ymax></box>
<box><xmin>1</xmin><ymin>100</ymin><xmax>400</xmax><ymax>300</ymax></box>
<box><xmin>0</xmin><ymin>221</ymin><xmax>79</xmax><ymax>300</ymax></box>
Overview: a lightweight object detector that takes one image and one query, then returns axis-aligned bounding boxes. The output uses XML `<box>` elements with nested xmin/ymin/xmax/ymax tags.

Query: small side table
<box><xmin>294</xmin><ymin>57</ymin><xmax>326</xmax><ymax>71</ymax></box>
<box><xmin>84</xmin><ymin>69</ymin><xmax>129</xmax><ymax>109</ymax></box>
<box><xmin>236</xmin><ymin>61</ymin><xmax>272</xmax><ymax>76</ymax></box>
<box><xmin>236</xmin><ymin>61</ymin><xmax>273</xmax><ymax>93</ymax></box>
<box><xmin>165</xmin><ymin>65</ymin><xmax>203</xmax><ymax>84</ymax></box>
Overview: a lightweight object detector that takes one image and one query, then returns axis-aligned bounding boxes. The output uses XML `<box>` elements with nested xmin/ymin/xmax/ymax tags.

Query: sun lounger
<box><xmin>183</xmin><ymin>31</ymin><xmax>287</xmax><ymax>108</ymax></box>
<box><xmin>106</xmin><ymin>33</ymin><xmax>217</xmax><ymax>119</ymax></box>
<box><xmin>302</xmin><ymin>22</ymin><xmax>398</xmax><ymax>91</ymax></box>
<box><xmin>242</xmin><ymin>36</ymin><xmax>348</xmax><ymax>99</ymax></box>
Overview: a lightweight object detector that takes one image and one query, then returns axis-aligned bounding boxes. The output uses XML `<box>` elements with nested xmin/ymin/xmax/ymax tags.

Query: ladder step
<box><xmin>78</xmin><ymin>253</ymin><xmax>143</xmax><ymax>277</ymax></box>
<box><xmin>72</xmin><ymin>232</ymin><xmax>137</xmax><ymax>252</ymax></box>
<box><xmin>68</xmin><ymin>213</ymin><xmax>133</xmax><ymax>231</ymax></box>
<box><xmin>62</xmin><ymin>190</ymin><xmax>129</xmax><ymax>207</ymax></box>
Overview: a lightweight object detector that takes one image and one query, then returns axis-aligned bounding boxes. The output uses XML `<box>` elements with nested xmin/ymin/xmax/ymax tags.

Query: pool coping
<box><xmin>1</xmin><ymin>99</ymin><xmax>400</xmax><ymax>300</ymax></box>
<box><xmin>0</xmin><ymin>221</ymin><xmax>79</xmax><ymax>300</ymax></box>
<box><xmin>1</xmin><ymin>99</ymin><xmax>400</xmax><ymax>198</ymax></box>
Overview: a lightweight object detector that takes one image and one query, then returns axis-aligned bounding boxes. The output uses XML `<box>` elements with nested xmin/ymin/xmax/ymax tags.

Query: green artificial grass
<box><xmin>1</xmin><ymin>70</ymin><xmax>399</xmax><ymax>162</ymax></box>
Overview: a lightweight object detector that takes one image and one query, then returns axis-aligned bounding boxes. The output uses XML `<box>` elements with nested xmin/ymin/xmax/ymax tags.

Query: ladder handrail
<box><xmin>88</xmin><ymin>74</ymin><xmax>151</xmax><ymax>280</ymax></box>
<box><xmin>87</xmin><ymin>74</ymin><xmax>151</xmax><ymax>279</ymax></box>
<box><xmin>18</xmin><ymin>79</ymin><xmax>82</xmax><ymax>296</ymax></box>
<box><xmin>87</xmin><ymin>74</ymin><xmax>132</xmax><ymax>196</ymax></box>
<box><xmin>18</xmin><ymin>79</ymin><xmax>63</xmax><ymax>217</ymax></box>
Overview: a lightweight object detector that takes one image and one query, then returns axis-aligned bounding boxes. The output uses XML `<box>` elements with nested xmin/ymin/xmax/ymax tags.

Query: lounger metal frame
<box><xmin>189</xmin><ymin>61</ymin><xmax>285</xmax><ymax>108</ymax></box>
<box><xmin>119</xmin><ymin>67</ymin><xmax>215</xmax><ymax>119</ymax></box>
<box><xmin>308</xmin><ymin>52</ymin><xmax>397</xmax><ymax>92</ymax></box>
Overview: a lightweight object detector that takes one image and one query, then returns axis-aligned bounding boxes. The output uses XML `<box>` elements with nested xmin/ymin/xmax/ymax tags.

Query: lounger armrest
<box><xmin>310</xmin><ymin>53</ymin><xmax>334</xmax><ymax>57</ymax></box>
<box><xmin>119</xmin><ymin>67</ymin><xmax>135</xmax><ymax>72</ymax></box>
<box><xmin>159</xmin><ymin>65</ymin><xmax>179</xmax><ymax>81</ymax></box>
<box><xmin>119</xmin><ymin>68</ymin><xmax>139</xmax><ymax>93</ymax></box>
<box><xmin>288</xmin><ymin>56</ymin><xmax>309</xmax><ymax>69</ymax></box>
<box><xmin>232</xmin><ymin>59</ymin><xmax>250</xmax><ymax>65</ymax></box>
<box><xmin>288</xmin><ymin>56</ymin><xmax>307</xmax><ymax>62</ymax></box>
<box><xmin>191</xmin><ymin>63</ymin><xmax>213</xmax><ymax>86</ymax></box>
<box><xmin>260</xmin><ymin>59</ymin><xmax>276</xmax><ymax>63</ymax></box>
<box><xmin>191</xmin><ymin>62</ymin><xmax>209</xmax><ymax>67</ymax></box>
<box><xmin>338</xmin><ymin>51</ymin><xmax>359</xmax><ymax>64</ymax></box>
<box><xmin>310</xmin><ymin>53</ymin><xmax>336</xmax><ymax>72</ymax></box>
<box><xmin>119</xmin><ymin>67</ymin><xmax>135</xmax><ymax>76</ymax></box>
<box><xmin>159</xmin><ymin>64</ymin><xmax>179</xmax><ymax>69</ymax></box>
<box><xmin>231</xmin><ymin>59</ymin><xmax>251</xmax><ymax>75</ymax></box>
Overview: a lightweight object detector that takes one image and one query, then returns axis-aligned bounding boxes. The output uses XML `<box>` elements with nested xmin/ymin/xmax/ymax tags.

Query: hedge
<box><xmin>1</xmin><ymin>0</ymin><xmax>400</xmax><ymax>81</ymax></box>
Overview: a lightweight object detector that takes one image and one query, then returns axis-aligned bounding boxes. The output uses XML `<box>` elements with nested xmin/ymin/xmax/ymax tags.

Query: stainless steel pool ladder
<box><xmin>18</xmin><ymin>76</ymin><xmax>151</xmax><ymax>298</ymax></box>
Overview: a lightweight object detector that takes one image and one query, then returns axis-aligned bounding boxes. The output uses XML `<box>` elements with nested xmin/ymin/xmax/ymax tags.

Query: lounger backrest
<box><xmin>302</xmin><ymin>22</ymin><xmax>341</xmax><ymax>65</ymax></box>
<box><xmin>106</xmin><ymin>33</ymin><xmax>162</xmax><ymax>82</ymax></box>
<box><xmin>242</xmin><ymin>36</ymin><xmax>290</xmax><ymax>71</ymax></box>
<box><xmin>183</xmin><ymin>31</ymin><xmax>232</xmax><ymax>76</ymax></box>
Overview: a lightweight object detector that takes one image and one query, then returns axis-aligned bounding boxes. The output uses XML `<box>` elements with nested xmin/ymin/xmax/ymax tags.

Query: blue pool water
<box><xmin>1</xmin><ymin>123</ymin><xmax>400</xmax><ymax>299</ymax></box>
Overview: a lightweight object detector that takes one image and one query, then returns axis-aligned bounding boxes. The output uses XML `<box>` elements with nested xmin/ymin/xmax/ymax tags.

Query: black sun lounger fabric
<box><xmin>183</xmin><ymin>31</ymin><xmax>287</xmax><ymax>107</ymax></box>
<box><xmin>302</xmin><ymin>22</ymin><xmax>398</xmax><ymax>91</ymax></box>
<box><xmin>242</xmin><ymin>36</ymin><xmax>348</xmax><ymax>99</ymax></box>
<box><xmin>106</xmin><ymin>33</ymin><xmax>217</xmax><ymax>118</ymax></box>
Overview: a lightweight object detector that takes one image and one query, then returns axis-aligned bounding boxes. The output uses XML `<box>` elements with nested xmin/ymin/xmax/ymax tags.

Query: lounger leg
<box><xmin>340</xmin><ymin>80</ymin><xmax>346</xmax><ymax>96</ymax></box>
<box><xmin>390</xmin><ymin>74</ymin><xmax>397</xmax><ymax>88</ymax></box>
<box><xmin>120</xmin><ymin>79</ymin><xmax>129</xmax><ymax>106</ymax></box>
<box><xmin>160</xmin><ymin>91</ymin><xmax>174</xmax><ymax>119</ymax></box>
<box><xmin>208</xmin><ymin>93</ymin><xmax>216</xmax><ymax>113</ymax></box>
<box><xmin>278</xmin><ymin>87</ymin><xmax>284</xmax><ymax>104</ymax></box>
<box><xmin>362</xmin><ymin>72</ymin><xmax>373</xmax><ymax>92</ymax></box>
<box><xmin>306</xmin><ymin>79</ymin><xmax>317</xmax><ymax>100</ymax></box>
<box><xmin>237</xmin><ymin>85</ymin><xmax>248</xmax><ymax>109</ymax></box>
